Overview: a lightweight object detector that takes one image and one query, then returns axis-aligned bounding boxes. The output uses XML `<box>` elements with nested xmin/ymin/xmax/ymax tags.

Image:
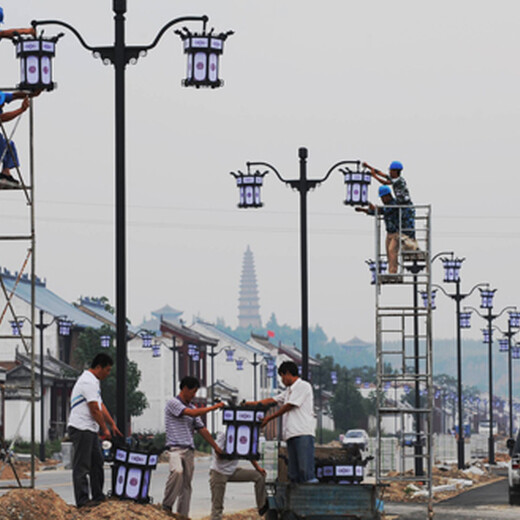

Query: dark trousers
<box><xmin>287</xmin><ymin>435</ymin><xmax>315</xmax><ymax>483</ymax></box>
<box><xmin>68</xmin><ymin>426</ymin><xmax>105</xmax><ymax>507</ymax></box>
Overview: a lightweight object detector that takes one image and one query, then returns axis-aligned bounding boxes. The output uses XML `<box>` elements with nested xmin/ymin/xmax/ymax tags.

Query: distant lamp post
<box><xmin>9</xmin><ymin>319</ymin><xmax>24</xmax><ymax>336</ymax></box>
<box><xmin>266</xmin><ymin>357</ymin><xmax>275</xmax><ymax>379</ymax></box>
<box><xmin>14</xmin><ymin>32</ymin><xmax>64</xmax><ymax>91</ymax></box>
<box><xmin>430</xmin><ymin>255</ymin><xmax>487</xmax><ymax>469</ymax></box>
<box><xmin>464</xmin><ymin>288</ymin><xmax>516</xmax><ymax>464</ymax></box>
<box><xmin>100</xmin><ymin>335</ymin><xmax>112</xmax><ymax>349</ymax></box>
<box><xmin>230</xmin><ymin>148</ymin><xmax>362</xmax><ymax>381</ymax></box>
<box><xmin>482</xmin><ymin>328</ymin><xmax>493</xmax><ymax>344</ymax></box>
<box><xmin>331</xmin><ymin>371</ymin><xmax>338</xmax><ymax>385</ymax></box>
<box><xmin>225</xmin><ymin>348</ymin><xmax>235</xmax><ymax>362</ymax></box>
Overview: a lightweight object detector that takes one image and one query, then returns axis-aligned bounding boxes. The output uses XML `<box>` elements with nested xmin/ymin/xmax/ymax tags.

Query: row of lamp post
<box><xmin>419</xmin><ymin>254</ymin><xmax>519</xmax><ymax>467</ymax></box>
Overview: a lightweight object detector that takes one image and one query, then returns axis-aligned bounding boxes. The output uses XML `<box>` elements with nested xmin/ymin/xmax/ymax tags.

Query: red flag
<box><xmin>267</xmin><ymin>330</ymin><xmax>275</xmax><ymax>338</ymax></box>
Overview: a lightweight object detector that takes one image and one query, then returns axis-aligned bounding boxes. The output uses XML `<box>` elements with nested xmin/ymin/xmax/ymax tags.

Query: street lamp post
<box><xmin>230</xmin><ymin>148</ymin><xmax>365</xmax><ymax>380</ymax></box>
<box><xmin>31</xmin><ymin>3</ymin><xmax>232</xmax><ymax>436</ymax></box>
<box><xmin>12</xmin><ymin>312</ymin><xmax>72</xmax><ymax>462</ymax></box>
<box><xmin>429</xmin><ymin>257</ymin><xmax>488</xmax><ymax>469</ymax></box>
<box><xmin>465</xmin><ymin>289</ymin><xmax>515</xmax><ymax>464</ymax></box>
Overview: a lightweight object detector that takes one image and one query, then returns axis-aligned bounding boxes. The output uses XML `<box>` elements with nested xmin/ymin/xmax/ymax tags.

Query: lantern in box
<box><xmin>459</xmin><ymin>311</ymin><xmax>472</xmax><ymax>329</ymax></box>
<box><xmin>230</xmin><ymin>168</ymin><xmax>267</xmax><ymax>208</ymax></box>
<box><xmin>341</xmin><ymin>164</ymin><xmax>371</xmax><ymax>206</ymax></box>
<box><xmin>221</xmin><ymin>406</ymin><xmax>266</xmax><ymax>460</ymax></box>
<box><xmin>111</xmin><ymin>446</ymin><xmax>158</xmax><ymax>503</ymax></box>
<box><xmin>176</xmin><ymin>27</ymin><xmax>233</xmax><ymax>89</ymax></box>
<box><xmin>441</xmin><ymin>257</ymin><xmax>464</xmax><ymax>283</ymax></box>
<box><xmin>14</xmin><ymin>33</ymin><xmax>63</xmax><ymax>91</ymax></box>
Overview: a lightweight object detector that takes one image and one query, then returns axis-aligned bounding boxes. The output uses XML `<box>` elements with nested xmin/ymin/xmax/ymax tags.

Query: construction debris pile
<box><xmin>382</xmin><ymin>461</ymin><xmax>504</xmax><ymax>503</ymax></box>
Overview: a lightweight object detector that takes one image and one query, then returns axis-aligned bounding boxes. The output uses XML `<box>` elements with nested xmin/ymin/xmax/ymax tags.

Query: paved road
<box><xmin>386</xmin><ymin>477</ymin><xmax>520</xmax><ymax>519</ymax></box>
<box><xmin>0</xmin><ymin>456</ymin><xmax>258</xmax><ymax>519</ymax></box>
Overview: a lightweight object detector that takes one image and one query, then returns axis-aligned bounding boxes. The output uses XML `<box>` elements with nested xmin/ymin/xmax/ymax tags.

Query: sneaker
<box><xmin>0</xmin><ymin>173</ymin><xmax>19</xmax><ymax>185</ymax></box>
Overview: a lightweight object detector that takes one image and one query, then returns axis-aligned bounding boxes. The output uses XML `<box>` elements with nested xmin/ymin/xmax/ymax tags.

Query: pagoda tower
<box><xmin>238</xmin><ymin>246</ymin><xmax>262</xmax><ymax>328</ymax></box>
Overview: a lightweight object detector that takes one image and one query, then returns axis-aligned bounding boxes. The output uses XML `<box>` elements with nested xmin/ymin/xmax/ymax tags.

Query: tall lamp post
<box><xmin>464</xmin><ymin>288</ymin><xmax>515</xmax><ymax>464</ymax></box>
<box><xmin>11</xmin><ymin>313</ymin><xmax>72</xmax><ymax>462</ymax></box>
<box><xmin>31</xmin><ymin>3</ymin><xmax>232</xmax><ymax>436</ymax></box>
<box><xmin>428</xmin><ymin>256</ymin><xmax>487</xmax><ymax>469</ymax></box>
<box><xmin>230</xmin><ymin>148</ymin><xmax>367</xmax><ymax>380</ymax></box>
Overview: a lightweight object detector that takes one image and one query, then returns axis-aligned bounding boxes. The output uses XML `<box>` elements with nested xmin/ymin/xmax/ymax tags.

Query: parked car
<box><xmin>342</xmin><ymin>429</ymin><xmax>369</xmax><ymax>451</ymax></box>
<box><xmin>508</xmin><ymin>436</ymin><xmax>520</xmax><ymax>505</ymax></box>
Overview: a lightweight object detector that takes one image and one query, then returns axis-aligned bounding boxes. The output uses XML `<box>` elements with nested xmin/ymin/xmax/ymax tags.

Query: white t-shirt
<box><xmin>275</xmin><ymin>377</ymin><xmax>316</xmax><ymax>440</ymax></box>
<box><xmin>68</xmin><ymin>370</ymin><xmax>102</xmax><ymax>433</ymax></box>
<box><xmin>210</xmin><ymin>431</ymin><xmax>239</xmax><ymax>476</ymax></box>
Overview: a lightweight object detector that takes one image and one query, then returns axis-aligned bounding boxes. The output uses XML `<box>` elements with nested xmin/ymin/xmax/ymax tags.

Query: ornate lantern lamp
<box><xmin>10</xmin><ymin>319</ymin><xmax>24</xmax><ymax>336</ymax></box>
<box><xmin>513</xmin><ymin>346</ymin><xmax>520</xmax><ymax>360</ymax></box>
<box><xmin>235</xmin><ymin>359</ymin><xmax>244</xmax><ymax>371</ymax></box>
<box><xmin>58</xmin><ymin>319</ymin><xmax>72</xmax><ymax>336</ymax></box>
<box><xmin>366</xmin><ymin>259</ymin><xmax>388</xmax><ymax>285</ymax></box>
<box><xmin>100</xmin><ymin>335</ymin><xmax>112</xmax><ymax>348</ymax></box>
<box><xmin>141</xmin><ymin>333</ymin><xmax>153</xmax><ymax>348</ymax></box>
<box><xmin>331</xmin><ymin>371</ymin><xmax>338</xmax><ymax>385</ymax></box>
<box><xmin>420</xmin><ymin>289</ymin><xmax>437</xmax><ymax>310</ymax></box>
<box><xmin>341</xmin><ymin>163</ymin><xmax>371</xmax><ymax>206</ymax></box>
<box><xmin>187</xmin><ymin>344</ymin><xmax>200</xmax><ymax>361</ymax></box>
<box><xmin>266</xmin><ymin>357</ymin><xmax>275</xmax><ymax>378</ymax></box>
<box><xmin>499</xmin><ymin>338</ymin><xmax>509</xmax><ymax>352</ymax></box>
<box><xmin>225</xmin><ymin>348</ymin><xmax>234</xmax><ymax>362</ymax></box>
<box><xmin>355</xmin><ymin>376</ymin><xmax>362</xmax><ymax>386</ymax></box>
<box><xmin>509</xmin><ymin>312</ymin><xmax>520</xmax><ymax>329</ymax></box>
<box><xmin>14</xmin><ymin>32</ymin><xmax>64</xmax><ymax>91</ymax></box>
<box><xmin>152</xmin><ymin>341</ymin><xmax>161</xmax><ymax>358</ymax></box>
<box><xmin>441</xmin><ymin>257</ymin><xmax>464</xmax><ymax>283</ymax></box>
<box><xmin>479</xmin><ymin>288</ymin><xmax>496</xmax><ymax>310</ymax></box>
<box><xmin>176</xmin><ymin>27</ymin><xmax>233</xmax><ymax>89</ymax></box>
<box><xmin>482</xmin><ymin>328</ymin><xmax>493</xmax><ymax>344</ymax></box>
<box><xmin>459</xmin><ymin>311</ymin><xmax>472</xmax><ymax>329</ymax></box>
<box><xmin>230</xmin><ymin>167</ymin><xmax>267</xmax><ymax>208</ymax></box>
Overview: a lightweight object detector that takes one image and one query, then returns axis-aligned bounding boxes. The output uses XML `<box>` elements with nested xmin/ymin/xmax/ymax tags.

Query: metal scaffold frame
<box><xmin>0</xmin><ymin>91</ymin><xmax>36</xmax><ymax>487</ymax></box>
<box><xmin>373</xmin><ymin>204</ymin><xmax>434</xmax><ymax>519</ymax></box>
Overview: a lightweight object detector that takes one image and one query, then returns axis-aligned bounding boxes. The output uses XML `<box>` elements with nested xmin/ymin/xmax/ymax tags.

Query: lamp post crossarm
<box><xmin>463</xmin><ymin>305</ymin><xmax>487</xmax><ymax>321</ymax></box>
<box><xmin>432</xmin><ymin>283</ymin><xmax>452</xmax><ymax>301</ymax></box>
<box><xmin>32</xmin><ymin>20</ymin><xmax>95</xmax><ymax>53</ymax></box>
<box><xmin>431</xmin><ymin>251</ymin><xmax>455</xmax><ymax>264</ymax></box>
<box><xmin>495</xmin><ymin>306</ymin><xmax>517</xmax><ymax>321</ymax></box>
<box><xmin>247</xmin><ymin>161</ymin><xmax>289</xmax><ymax>185</ymax></box>
<box><xmin>321</xmin><ymin>159</ymin><xmax>360</xmax><ymax>184</ymax></box>
<box><xmin>143</xmin><ymin>15</ymin><xmax>210</xmax><ymax>52</ymax></box>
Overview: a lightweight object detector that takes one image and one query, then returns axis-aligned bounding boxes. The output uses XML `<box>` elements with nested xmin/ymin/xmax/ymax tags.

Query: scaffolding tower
<box><xmin>372</xmin><ymin>204</ymin><xmax>434</xmax><ymax>518</ymax></box>
<box><xmin>0</xmin><ymin>93</ymin><xmax>36</xmax><ymax>487</ymax></box>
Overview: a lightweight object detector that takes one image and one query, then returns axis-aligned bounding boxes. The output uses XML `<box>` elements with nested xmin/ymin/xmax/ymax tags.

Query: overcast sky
<box><xmin>0</xmin><ymin>1</ymin><xmax>519</xmax><ymax>344</ymax></box>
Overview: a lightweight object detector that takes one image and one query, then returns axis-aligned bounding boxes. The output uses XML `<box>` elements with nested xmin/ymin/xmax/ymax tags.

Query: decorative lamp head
<box><xmin>225</xmin><ymin>348</ymin><xmax>234</xmax><ymax>362</ymax></box>
<box><xmin>141</xmin><ymin>333</ymin><xmax>153</xmax><ymax>348</ymax></box>
<box><xmin>441</xmin><ymin>257</ymin><xmax>464</xmax><ymax>283</ymax></box>
<box><xmin>330</xmin><ymin>371</ymin><xmax>337</xmax><ymax>385</ymax></box>
<box><xmin>482</xmin><ymin>328</ymin><xmax>493</xmax><ymax>344</ymax></box>
<box><xmin>365</xmin><ymin>259</ymin><xmax>388</xmax><ymax>285</ymax></box>
<box><xmin>342</xmin><ymin>163</ymin><xmax>371</xmax><ymax>206</ymax></box>
<box><xmin>230</xmin><ymin>166</ymin><xmax>266</xmax><ymax>208</ymax></box>
<box><xmin>509</xmin><ymin>311</ymin><xmax>520</xmax><ymax>329</ymax></box>
<box><xmin>58</xmin><ymin>319</ymin><xmax>72</xmax><ymax>336</ymax></box>
<box><xmin>10</xmin><ymin>319</ymin><xmax>24</xmax><ymax>336</ymax></box>
<box><xmin>479</xmin><ymin>288</ymin><xmax>496</xmax><ymax>310</ymax></box>
<box><xmin>14</xmin><ymin>31</ymin><xmax>64</xmax><ymax>91</ymax></box>
<box><xmin>235</xmin><ymin>359</ymin><xmax>244</xmax><ymax>371</ymax></box>
<box><xmin>459</xmin><ymin>311</ymin><xmax>472</xmax><ymax>329</ymax></box>
<box><xmin>420</xmin><ymin>289</ymin><xmax>436</xmax><ymax>310</ymax></box>
<box><xmin>100</xmin><ymin>335</ymin><xmax>111</xmax><ymax>348</ymax></box>
<box><xmin>176</xmin><ymin>25</ymin><xmax>233</xmax><ymax>89</ymax></box>
<box><xmin>152</xmin><ymin>342</ymin><xmax>161</xmax><ymax>358</ymax></box>
<box><xmin>499</xmin><ymin>338</ymin><xmax>509</xmax><ymax>352</ymax></box>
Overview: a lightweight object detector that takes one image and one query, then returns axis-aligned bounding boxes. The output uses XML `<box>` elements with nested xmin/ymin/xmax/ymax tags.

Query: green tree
<box><xmin>73</xmin><ymin>326</ymin><xmax>148</xmax><ymax>423</ymax></box>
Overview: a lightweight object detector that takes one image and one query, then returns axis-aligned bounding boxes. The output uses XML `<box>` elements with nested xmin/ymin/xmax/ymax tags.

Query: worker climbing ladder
<box><xmin>372</xmin><ymin>204</ymin><xmax>434</xmax><ymax>519</ymax></box>
<box><xmin>0</xmin><ymin>88</ymin><xmax>37</xmax><ymax>487</ymax></box>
